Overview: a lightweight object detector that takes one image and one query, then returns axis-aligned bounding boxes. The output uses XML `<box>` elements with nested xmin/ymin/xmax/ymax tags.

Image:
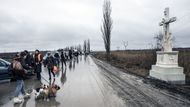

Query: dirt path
<box><xmin>93</xmin><ymin>57</ymin><xmax>190</xmax><ymax>107</ymax></box>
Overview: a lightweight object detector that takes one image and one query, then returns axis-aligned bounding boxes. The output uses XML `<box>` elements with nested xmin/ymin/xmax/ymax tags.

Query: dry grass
<box><xmin>93</xmin><ymin>48</ymin><xmax>190</xmax><ymax>83</ymax></box>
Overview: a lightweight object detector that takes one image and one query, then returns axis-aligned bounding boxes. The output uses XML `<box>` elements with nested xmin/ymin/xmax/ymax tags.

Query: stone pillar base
<box><xmin>150</xmin><ymin>65</ymin><xmax>185</xmax><ymax>84</ymax></box>
<box><xmin>149</xmin><ymin>51</ymin><xmax>185</xmax><ymax>84</ymax></box>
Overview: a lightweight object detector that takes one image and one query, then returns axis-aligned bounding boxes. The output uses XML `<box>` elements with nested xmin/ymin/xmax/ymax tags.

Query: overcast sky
<box><xmin>0</xmin><ymin>0</ymin><xmax>190</xmax><ymax>52</ymax></box>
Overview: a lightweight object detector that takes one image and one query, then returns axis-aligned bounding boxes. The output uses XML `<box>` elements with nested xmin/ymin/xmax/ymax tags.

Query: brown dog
<box><xmin>48</xmin><ymin>84</ymin><xmax>60</xmax><ymax>97</ymax></box>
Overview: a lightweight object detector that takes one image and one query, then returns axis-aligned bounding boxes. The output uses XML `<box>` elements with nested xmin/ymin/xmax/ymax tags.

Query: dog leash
<box><xmin>41</xmin><ymin>75</ymin><xmax>50</xmax><ymax>84</ymax></box>
<box><xmin>41</xmin><ymin>75</ymin><xmax>56</xmax><ymax>86</ymax></box>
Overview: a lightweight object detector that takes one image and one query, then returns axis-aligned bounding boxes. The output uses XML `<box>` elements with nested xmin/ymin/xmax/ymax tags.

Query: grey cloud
<box><xmin>0</xmin><ymin>0</ymin><xmax>190</xmax><ymax>52</ymax></box>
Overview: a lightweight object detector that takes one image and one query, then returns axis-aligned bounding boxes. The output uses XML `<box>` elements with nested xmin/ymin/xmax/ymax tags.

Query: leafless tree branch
<box><xmin>101</xmin><ymin>0</ymin><xmax>113</xmax><ymax>56</ymax></box>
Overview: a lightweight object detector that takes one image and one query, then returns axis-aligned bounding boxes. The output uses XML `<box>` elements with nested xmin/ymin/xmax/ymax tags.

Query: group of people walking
<box><xmin>9</xmin><ymin>49</ymin><xmax>80</xmax><ymax>104</ymax></box>
<box><xmin>44</xmin><ymin>51</ymin><xmax>67</xmax><ymax>81</ymax></box>
<box><xmin>9</xmin><ymin>49</ymin><xmax>43</xmax><ymax>104</ymax></box>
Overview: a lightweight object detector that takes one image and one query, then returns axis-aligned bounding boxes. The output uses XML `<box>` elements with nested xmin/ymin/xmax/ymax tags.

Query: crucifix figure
<box><xmin>159</xmin><ymin>7</ymin><xmax>176</xmax><ymax>52</ymax></box>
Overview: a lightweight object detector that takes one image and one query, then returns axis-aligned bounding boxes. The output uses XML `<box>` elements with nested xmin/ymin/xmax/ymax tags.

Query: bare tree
<box><xmin>101</xmin><ymin>0</ymin><xmax>113</xmax><ymax>57</ymax></box>
<box><xmin>116</xmin><ymin>46</ymin><xmax>120</xmax><ymax>51</ymax></box>
<box><xmin>87</xmin><ymin>39</ymin><xmax>90</xmax><ymax>53</ymax></box>
<box><xmin>154</xmin><ymin>32</ymin><xmax>175</xmax><ymax>50</ymax></box>
<box><xmin>148</xmin><ymin>43</ymin><xmax>154</xmax><ymax>49</ymax></box>
<box><xmin>78</xmin><ymin>44</ymin><xmax>82</xmax><ymax>52</ymax></box>
<box><xmin>123</xmin><ymin>41</ymin><xmax>128</xmax><ymax>50</ymax></box>
<box><xmin>83</xmin><ymin>40</ymin><xmax>87</xmax><ymax>54</ymax></box>
<box><xmin>154</xmin><ymin>31</ymin><xmax>163</xmax><ymax>49</ymax></box>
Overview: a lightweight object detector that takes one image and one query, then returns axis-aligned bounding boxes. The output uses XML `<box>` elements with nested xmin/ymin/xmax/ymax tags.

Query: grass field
<box><xmin>93</xmin><ymin>48</ymin><xmax>190</xmax><ymax>84</ymax></box>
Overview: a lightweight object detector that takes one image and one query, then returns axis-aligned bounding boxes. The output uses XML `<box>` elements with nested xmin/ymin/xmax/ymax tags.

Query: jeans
<box><xmin>14</xmin><ymin>80</ymin><xmax>25</xmax><ymax>97</ymax></box>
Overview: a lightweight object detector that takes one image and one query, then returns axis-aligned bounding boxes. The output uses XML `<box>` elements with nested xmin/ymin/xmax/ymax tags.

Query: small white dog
<box><xmin>33</xmin><ymin>84</ymin><xmax>60</xmax><ymax>100</ymax></box>
<box><xmin>33</xmin><ymin>84</ymin><xmax>49</xmax><ymax>100</ymax></box>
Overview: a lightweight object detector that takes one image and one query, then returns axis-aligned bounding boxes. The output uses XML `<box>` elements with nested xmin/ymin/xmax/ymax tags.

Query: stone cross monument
<box><xmin>149</xmin><ymin>7</ymin><xmax>185</xmax><ymax>84</ymax></box>
<box><xmin>159</xmin><ymin>8</ymin><xmax>176</xmax><ymax>52</ymax></box>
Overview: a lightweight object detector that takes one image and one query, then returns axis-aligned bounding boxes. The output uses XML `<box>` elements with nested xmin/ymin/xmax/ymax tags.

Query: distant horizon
<box><xmin>0</xmin><ymin>46</ymin><xmax>190</xmax><ymax>53</ymax></box>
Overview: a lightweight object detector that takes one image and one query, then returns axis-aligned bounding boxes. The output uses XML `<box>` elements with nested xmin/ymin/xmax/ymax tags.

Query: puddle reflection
<box><xmin>35</xmin><ymin>97</ymin><xmax>60</xmax><ymax>107</ymax></box>
<box><xmin>68</xmin><ymin>55</ymin><xmax>82</xmax><ymax>71</ymax></box>
<box><xmin>61</xmin><ymin>66</ymin><xmax>67</xmax><ymax>85</ymax></box>
<box><xmin>83</xmin><ymin>55</ymin><xmax>90</xmax><ymax>65</ymax></box>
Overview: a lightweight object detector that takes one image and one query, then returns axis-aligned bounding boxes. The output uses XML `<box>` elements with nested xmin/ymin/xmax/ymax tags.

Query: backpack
<box><xmin>12</xmin><ymin>60</ymin><xmax>23</xmax><ymax>71</ymax></box>
<box><xmin>45</xmin><ymin>56</ymin><xmax>54</xmax><ymax>69</ymax></box>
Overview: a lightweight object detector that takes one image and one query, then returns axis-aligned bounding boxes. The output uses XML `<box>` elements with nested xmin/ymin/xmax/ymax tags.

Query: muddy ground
<box><xmin>93</xmin><ymin>57</ymin><xmax>190</xmax><ymax>107</ymax></box>
<box><xmin>92</xmin><ymin>51</ymin><xmax>190</xmax><ymax>98</ymax></box>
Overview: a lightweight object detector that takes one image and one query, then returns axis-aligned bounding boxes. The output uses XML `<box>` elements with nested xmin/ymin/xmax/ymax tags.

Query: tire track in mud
<box><xmin>93</xmin><ymin>58</ymin><xmax>163</xmax><ymax>107</ymax></box>
<box><xmin>99</xmin><ymin>65</ymin><xmax>162</xmax><ymax>107</ymax></box>
<box><xmin>104</xmin><ymin>73</ymin><xmax>144</xmax><ymax>107</ymax></box>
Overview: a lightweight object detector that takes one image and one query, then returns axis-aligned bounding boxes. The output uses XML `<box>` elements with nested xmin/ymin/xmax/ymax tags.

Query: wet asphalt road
<box><xmin>0</xmin><ymin>55</ymin><xmax>190</xmax><ymax>107</ymax></box>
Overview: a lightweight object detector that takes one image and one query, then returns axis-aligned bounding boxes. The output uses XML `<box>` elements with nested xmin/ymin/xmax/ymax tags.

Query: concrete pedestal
<box><xmin>149</xmin><ymin>51</ymin><xmax>185</xmax><ymax>84</ymax></box>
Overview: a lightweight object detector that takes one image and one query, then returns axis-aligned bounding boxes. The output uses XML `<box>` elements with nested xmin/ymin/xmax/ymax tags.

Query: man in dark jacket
<box><xmin>20</xmin><ymin>52</ymin><xmax>31</xmax><ymax>70</ymax></box>
<box><xmin>54</xmin><ymin>52</ymin><xmax>60</xmax><ymax>67</ymax></box>
<box><xmin>24</xmin><ymin>50</ymin><xmax>34</xmax><ymax>67</ymax></box>
<box><xmin>44</xmin><ymin>52</ymin><xmax>55</xmax><ymax>80</ymax></box>
<box><xmin>60</xmin><ymin>51</ymin><xmax>66</xmax><ymax>71</ymax></box>
<box><xmin>11</xmin><ymin>54</ymin><xmax>30</xmax><ymax>104</ymax></box>
<box><xmin>69</xmin><ymin>49</ymin><xmax>73</xmax><ymax>60</ymax></box>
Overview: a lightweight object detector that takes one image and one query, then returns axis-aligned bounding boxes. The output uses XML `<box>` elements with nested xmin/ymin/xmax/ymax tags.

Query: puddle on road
<box><xmin>0</xmin><ymin>55</ymin><xmax>126</xmax><ymax>107</ymax></box>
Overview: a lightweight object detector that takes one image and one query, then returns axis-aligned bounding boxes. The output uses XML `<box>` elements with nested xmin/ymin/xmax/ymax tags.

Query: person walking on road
<box><xmin>34</xmin><ymin>50</ymin><xmax>43</xmax><ymax>80</ymax></box>
<box><xmin>60</xmin><ymin>51</ymin><xmax>66</xmax><ymax>71</ymax></box>
<box><xmin>20</xmin><ymin>52</ymin><xmax>32</xmax><ymax>70</ymax></box>
<box><xmin>69</xmin><ymin>49</ymin><xmax>73</xmax><ymax>60</ymax></box>
<box><xmin>10</xmin><ymin>54</ymin><xmax>30</xmax><ymax>104</ymax></box>
<box><xmin>24</xmin><ymin>50</ymin><xmax>34</xmax><ymax>68</ymax></box>
<box><xmin>44</xmin><ymin>52</ymin><xmax>55</xmax><ymax>80</ymax></box>
<box><xmin>54</xmin><ymin>52</ymin><xmax>60</xmax><ymax>68</ymax></box>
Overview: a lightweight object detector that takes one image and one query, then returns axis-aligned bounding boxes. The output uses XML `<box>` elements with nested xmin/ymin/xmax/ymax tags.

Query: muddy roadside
<box><xmin>91</xmin><ymin>51</ymin><xmax>190</xmax><ymax>100</ymax></box>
